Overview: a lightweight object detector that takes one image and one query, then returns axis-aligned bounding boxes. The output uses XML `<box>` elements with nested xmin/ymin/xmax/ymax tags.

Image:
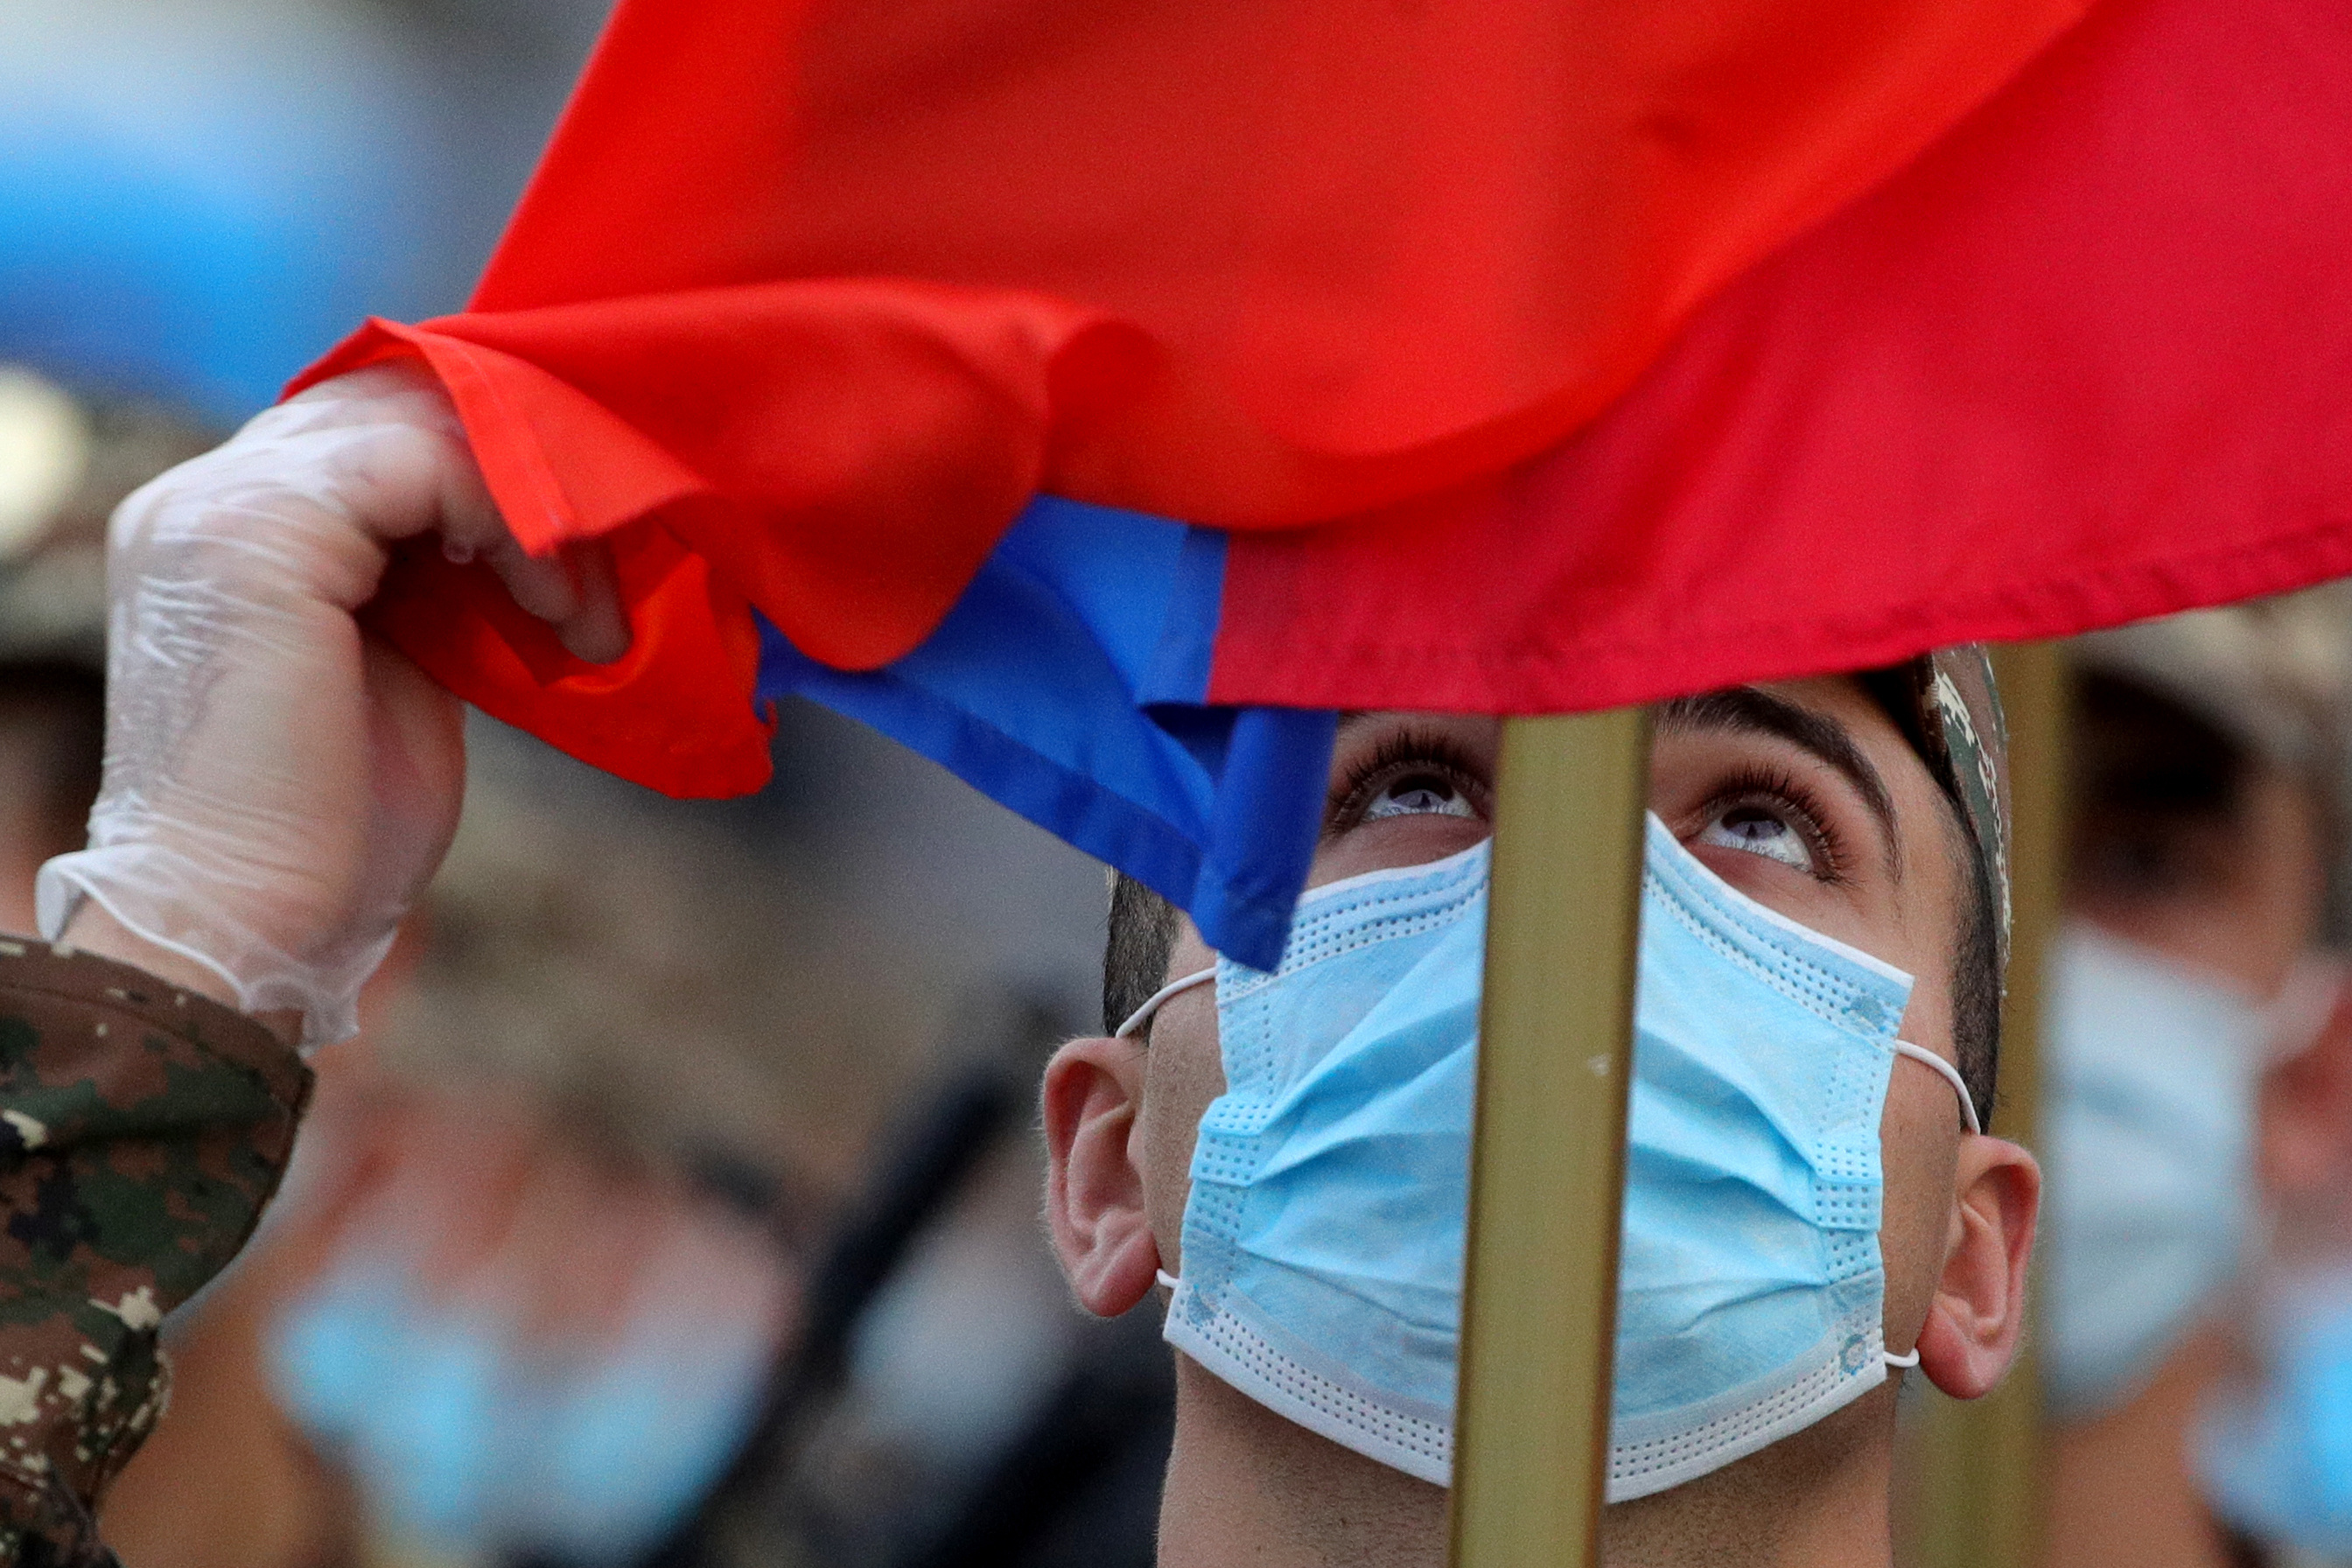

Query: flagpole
<box><xmin>1901</xmin><ymin>640</ymin><xmax>2066</xmax><ymax>1568</ymax></box>
<box><xmin>1450</xmin><ymin>708</ymin><xmax>1651</xmax><ymax>1568</ymax></box>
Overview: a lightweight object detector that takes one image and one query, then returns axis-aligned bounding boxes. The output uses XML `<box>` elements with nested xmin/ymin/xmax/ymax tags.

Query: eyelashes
<box><xmin>1698</xmin><ymin>764</ymin><xmax>1851</xmax><ymax>884</ymax></box>
<box><xmin>1326</xmin><ymin>729</ymin><xmax>1494</xmax><ymax>834</ymax></box>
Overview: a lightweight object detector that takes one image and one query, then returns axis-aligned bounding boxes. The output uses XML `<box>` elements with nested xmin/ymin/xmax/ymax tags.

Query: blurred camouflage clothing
<box><xmin>0</xmin><ymin>939</ymin><xmax>309</xmax><ymax>1567</ymax></box>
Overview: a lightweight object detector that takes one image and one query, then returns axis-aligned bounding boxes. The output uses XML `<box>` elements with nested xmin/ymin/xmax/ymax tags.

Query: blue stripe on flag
<box><xmin>754</xmin><ymin>495</ymin><xmax>1334</xmax><ymax>971</ymax></box>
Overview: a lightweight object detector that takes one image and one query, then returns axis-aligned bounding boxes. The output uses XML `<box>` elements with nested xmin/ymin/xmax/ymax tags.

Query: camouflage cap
<box><xmin>1861</xmin><ymin>648</ymin><xmax>2012</xmax><ymax>972</ymax></box>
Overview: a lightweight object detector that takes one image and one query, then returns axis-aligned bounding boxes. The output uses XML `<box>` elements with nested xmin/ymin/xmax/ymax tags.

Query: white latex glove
<box><xmin>35</xmin><ymin>365</ymin><xmax>626</xmax><ymax>1047</ymax></box>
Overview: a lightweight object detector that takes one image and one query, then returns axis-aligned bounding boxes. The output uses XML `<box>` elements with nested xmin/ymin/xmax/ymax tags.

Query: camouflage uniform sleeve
<box><xmin>0</xmin><ymin>938</ymin><xmax>312</xmax><ymax>1568</ymax></box>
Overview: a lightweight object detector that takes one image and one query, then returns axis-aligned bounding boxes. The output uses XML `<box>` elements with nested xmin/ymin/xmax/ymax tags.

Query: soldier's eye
<box><xmin>1698</xmin><ymin>805</ymin><xmax>1815</xmax><ymax>871</ymax></box>
<box><xmin>1328</xmin><ymin>732</ymin><xmax>1493</xmax><ymax>834</ymax></box>
<box><xmin>1363</xmin><ymin>773</ymin><xmax>1477</xmax><ymax>822</ymax></box>
<box><xmin>1686</xmin><ymin>766</ymin><xmax>1845</xmax><ymax>883</ymax></box>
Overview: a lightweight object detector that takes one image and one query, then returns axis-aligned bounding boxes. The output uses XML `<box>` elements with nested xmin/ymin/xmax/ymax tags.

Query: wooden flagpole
<box><xmin>1449</xmin><ymin>708</ymin><xmax>1652</xmax><ymax>1568</ymax></box>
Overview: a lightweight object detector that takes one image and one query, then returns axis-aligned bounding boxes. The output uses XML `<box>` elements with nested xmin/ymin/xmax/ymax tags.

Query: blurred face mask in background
<box><xmin>2040</xmin><ymin>922</ymin><xmax>2277</xmax><ymax>1418</ymax></box>
<box><xmin>270</xmin><ymin>1250</ymin><xmax>774</xmax><ymax>1564</ymax></box>
<box><xmin>2197</xmin><ymin>1261</ymin><xmax>2352</xmax><ymax>1557</ymax></box>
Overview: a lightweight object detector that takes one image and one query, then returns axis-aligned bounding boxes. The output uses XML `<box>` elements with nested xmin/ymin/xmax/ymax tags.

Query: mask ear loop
<box><xmin>1893</xmin><ymin>1040</ymin><xmax>1982</xmax><ymax>1136</ymax></box>
<box><xmin>1116</xmin><ymin>966</ymin><xmax>1217</xmax><ymax>1039</ymax></box>
<box><xmin>1882</xmin><ymin>1040</ymin><xmax>1978</xmax><ymax>1376</ymax></box>
<box><xmin>1129</xmin><ymin>976</ymin><xmax>1219</xmax><ymax>1300</ymax></box>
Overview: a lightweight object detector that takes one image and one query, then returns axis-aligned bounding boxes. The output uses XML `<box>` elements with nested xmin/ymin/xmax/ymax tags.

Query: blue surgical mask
<box><xmin>2040</xmin><ymin>923</ymin><xmax>2270</xmax><ymax>1418</ymax></box>
<box><xmin>270</xmin><ymin>1254</ymin><xmax>771</xmax><ymax>1562</ymax></box>
<box><xmin>1125</xmin><ymin>815</ymin><xmax>1978</xmax><ymax>1500</ymax></box>
<box><xmin>2196</xmin><ymin>1263</ymin><xmax>2352</xmax><ymax>1556</ymax></box>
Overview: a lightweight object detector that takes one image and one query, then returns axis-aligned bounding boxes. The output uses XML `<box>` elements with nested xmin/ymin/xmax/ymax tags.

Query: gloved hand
<box><xmin>34</xmin><ymin>364</ymin><xmax>626</xmax><ymax>1046</ymax></box>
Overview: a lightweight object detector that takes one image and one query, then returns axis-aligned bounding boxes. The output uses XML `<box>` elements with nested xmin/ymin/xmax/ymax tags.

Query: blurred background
<box><xmin>4</xmin><ymin>4</ymin><xmax>2352</xmax><ymax>1568</ymax></box>
<box><xmin>0</xmin><ymin>2</ymin><xmax>1169</xmax><ymax>1564</ymax></box>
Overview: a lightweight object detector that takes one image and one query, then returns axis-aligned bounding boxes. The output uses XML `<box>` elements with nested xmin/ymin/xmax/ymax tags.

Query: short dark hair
<box><xmin>2065</xmin><ymin>669</ymin><xmax>2254</xmax><ymax>899</ymax></box>
<box><xmin>2071</xmin><ymin>665</ymin><xmax>2347</xmax><ymax>948</ymax></box>
<box><xmin>1103</xmin><ymin>872</ymin><xmax>1181</xmax><ymax>1036</ymax></box>
<box><xmin>1102</xmin><ymin>791</ymin><xmax>2003</xmax><ymax>1124</ymax></box>
<box><xmin>1943</xmin><ymin>805</ymin><xmax>2002</xmax><ymax>1128</ymax></box>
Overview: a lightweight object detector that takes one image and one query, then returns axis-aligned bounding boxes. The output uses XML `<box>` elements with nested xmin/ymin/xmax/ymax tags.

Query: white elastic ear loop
<box><xmin>1894</xmin><ymin>1040</ymin><xmax>1982</xmax><ymax>1136</ymax></box>
<box><xmin>1128</xmin><ymin>980</ymin><xmax>1213</xmax><ymax>1306</ymax></box>
<box><xmin>1116</xmin><ymin>966</ymin><xmax>1217</xmax><ymax>1039</ymax></box>
<box><xmin>1125</xmin><ymin>976</ymin><xmax>1214</xmax><ymax>1307</ymax></box>
<box><xmin>1884</xmin><ymin>1040</ymin><xmax>1978</xmax><ymax>1374</ymax></box>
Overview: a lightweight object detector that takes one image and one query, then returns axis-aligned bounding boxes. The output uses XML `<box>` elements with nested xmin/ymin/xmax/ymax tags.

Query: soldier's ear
<box><xmin>1915</xmin><ymin>1135</ymin><xmax>2040</xmax><ymax>1398</ymax></box>
<box><xmin>1041</xmin><ymin>1035</ymin><xmax>1159</xmax><ymax>1317</ymax></box>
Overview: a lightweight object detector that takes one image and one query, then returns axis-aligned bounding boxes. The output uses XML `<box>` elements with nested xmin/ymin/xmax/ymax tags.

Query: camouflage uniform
<box><xmin>0</xmin><ymin>939</ymin><xmax>309</xmax><ymax>1567</ymax></box>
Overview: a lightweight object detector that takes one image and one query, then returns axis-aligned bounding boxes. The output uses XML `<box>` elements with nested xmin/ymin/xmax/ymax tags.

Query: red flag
<box><xmin>1205</xmin><ymin>0</ymin><xmax>2352</xmax><ymax>715</ymax></box>
<box><xmin>304</xmin><ymin>0</ymin><xmax>2092</xmax><ymax>794</ymax></box>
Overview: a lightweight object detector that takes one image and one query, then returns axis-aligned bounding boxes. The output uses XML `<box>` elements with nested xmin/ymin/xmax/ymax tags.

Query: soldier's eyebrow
<box><xmin>1658</xmin><ymin>688</ymin><xmax>1903</xmax><ymax>880</ymax></box>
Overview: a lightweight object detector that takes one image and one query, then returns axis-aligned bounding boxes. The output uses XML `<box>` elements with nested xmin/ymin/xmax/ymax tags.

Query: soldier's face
<box><xmin>1126</xmin><ymin>676</ymin><xmax>1977</xmax><ymax>1375</ymax></box>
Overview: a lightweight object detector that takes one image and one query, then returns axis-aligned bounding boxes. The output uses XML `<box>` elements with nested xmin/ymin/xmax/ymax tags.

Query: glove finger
<box><xmin>302</xmin><ymin>373</ymin><xmax>632</xmax><ymax>666</ymax></box>
<box><xmin>481</xmin><ymin>533</ymin><xmax>584</xmax><ymax>625</ymax></box>
<box><xmin>466</xmin><ymin>536</ymin><xmax>630</xmax><ymax>667</ymax></box>
<box><xmin>555</xmin><ymin>541</ymin><xmax>630</xmax><ymax>665</ymax></box>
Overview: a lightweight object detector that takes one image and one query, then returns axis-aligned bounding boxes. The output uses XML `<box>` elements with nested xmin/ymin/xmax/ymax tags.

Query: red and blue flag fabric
<box><xmin>308</xmin><ymin>0</ymin><xmax>2352</xmax><ymax>968</ymax></box>
<box><xmin>752</xmin><ymin>500</ymin><xmax>1334</xmax><ymax>966</ymax></box>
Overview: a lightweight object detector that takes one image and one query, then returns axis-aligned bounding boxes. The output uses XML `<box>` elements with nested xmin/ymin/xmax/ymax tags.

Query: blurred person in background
<box><xmin>101</xmin><ymin>713</ymin><xmax>1154</xmax><ymax>1568</ymax></box>
<box><xmin>0</xmin><ymin>11</ymin><xmax>623</xmax><ymax>1546</ymax></box>
<box><xmin>374</xmin><ymin>731</ymin><xmax>1166</xmax><ymax>1568</ymax></box>
<box><xmin>258</xmin><ymin>1089</ymin><xmax>799</xmax><ymax>1568</ymax></box>
<box><xmin>2042</xmin><ymin>590</ymin><xmax>2352</xmax><ymax>1568</ymax></box>
<box><xmin>102</xmin><ymin>726</ymin><xmax>879</xmax><ymax>1568</ymax></box>
<box><xmin>2</xmin><ymin>11</ymin><xmax>997</xmax><ymax>1562</ymax></box>
<box><xmin>1</xmin><ymin>11</ymin><xmax>813</xmax><ymax>1563</ymax></box>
